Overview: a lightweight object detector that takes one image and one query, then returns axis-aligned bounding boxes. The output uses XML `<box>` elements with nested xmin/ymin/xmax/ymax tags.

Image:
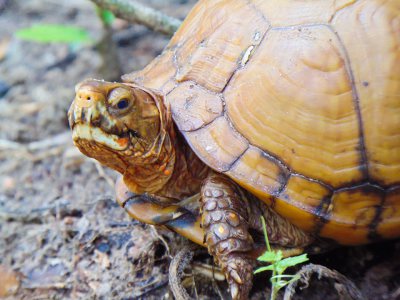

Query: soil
<box><xmin>0</xmin><ymin>1</ymin><xmax>399</xmax><ymax>299</ymax></box>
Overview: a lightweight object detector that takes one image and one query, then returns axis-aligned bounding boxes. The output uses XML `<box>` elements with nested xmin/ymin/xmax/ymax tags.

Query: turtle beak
<box><xmin>69</xmin><ymin>80</ymin><xmax>110</xmax><ymax>131</ymax></box>
<box><xmin>70</xmin><ymin>81</ymin><xmax>107</xmax><ymax>126</ymax></box>
<box><xmin>74</xmin><ymin>84</ymin><xmax>105</xmax><ymax>109</ymax></box>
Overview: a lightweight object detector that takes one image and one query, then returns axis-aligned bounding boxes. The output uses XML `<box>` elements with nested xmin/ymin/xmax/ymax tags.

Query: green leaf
<box><xmin>274</xmin><ymin>254</ymin><xmax>309</xmax><ymax>274</ymax></box>
<box><xmin>257</xmin><ymin>250</ymin><xmax>283</xmax><ymax>263</ymax></box>
<box><xmin>98</xmin><ymin>9</ymin><xmax>115</xmax><ymax>26</ymax></box>
<box><xmin>254</xmin><ymin>265</ymin><xmax>275</xmax><ymax>274</ymax></box>
<box><xmin>16</xmin><ymin>24</ymin><xmax>91</xmax><ymax>44</ymax></box>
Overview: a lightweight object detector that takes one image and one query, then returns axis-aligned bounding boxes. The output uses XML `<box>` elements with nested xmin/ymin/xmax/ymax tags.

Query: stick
<box><xmin>90</xmin><ymin>0</ymin><xmax>182</xmax><ymax>36</ymax></box>
<box><xmin>0</xmin><ymin>131</ymin><xmax>71</xmax><ymax>152</ymax></box>
<box><xmin>283</xmin><ymin>263</ymin><xmax>363</xmax><ymax>300</ymax></box>
<box><xmin>169</xmin><ymin>244</ymin><xmax>197</xmax><ymax>300</ymax></box>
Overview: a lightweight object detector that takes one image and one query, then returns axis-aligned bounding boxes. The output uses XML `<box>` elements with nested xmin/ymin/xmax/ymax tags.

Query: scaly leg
<box><xmin>201</xmin><ymin>174</ymin><xmax>254</xmax><ymax>300</ymax></box>
<box><xmin>115</xmin><ymin>176</ymin><xmax>205</xmax><ymax>246</ymax></box>
<box><xmin>200</xmin><ymin>173</ymin><xmax>315</xmax><ymax>300</ymax></box>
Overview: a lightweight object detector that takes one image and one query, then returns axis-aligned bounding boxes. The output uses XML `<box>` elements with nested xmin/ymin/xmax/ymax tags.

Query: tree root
<box><xmin>283</xmin><ymin>263</ymin><xmax>364</xmax><ymax>300</ymax></box>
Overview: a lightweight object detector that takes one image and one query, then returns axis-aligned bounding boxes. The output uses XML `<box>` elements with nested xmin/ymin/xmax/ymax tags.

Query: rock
<box><xmin>0</xmin><ymin>80</ymin><xmax>10</xmax><ymax>98</ymax></box>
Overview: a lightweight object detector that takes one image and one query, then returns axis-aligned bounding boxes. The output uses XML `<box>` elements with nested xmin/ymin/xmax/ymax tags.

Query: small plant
<box><xmin>15</xmin><ymin>24</ymin><xmax>92</xmax><ymax>44</ymax></box>
<box><xmin>254</xmin><ymin>217</ymin><xmax>309</xmax><ymax>300</ymax></box>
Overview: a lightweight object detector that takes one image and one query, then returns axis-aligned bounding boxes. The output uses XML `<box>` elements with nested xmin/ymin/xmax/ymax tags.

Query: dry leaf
<box><xmin>0</xmin><ymin>264</ymin><xmax>20</xmax><ymax>297</ymax></box>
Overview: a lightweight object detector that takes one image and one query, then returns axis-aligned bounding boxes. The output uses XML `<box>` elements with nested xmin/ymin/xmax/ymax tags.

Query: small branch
<box><xmin>0</xmin><ymin>131</ymin><xmax>71</xmax><ymax>152</ymax></box>
<box><xmin>94</xmin><ymin>161</ymin><xmax>115</xmax><ymax>189</ymax></box>
<box><xmin>90</xmin><ymin>0</ymin><xmax>182</xmax><ymax>36</ymax></box>
<box><xmin>0</xmin><ymin>132</ymin><xmax>74</xmax><ymax>162</ymax></box>
<box><xmin>169</xmin><ymin>244</ymin><xmax>197</xmax><ymax>300</ymax></box>
<box><xmin>192</xmin><ymin>262</ymin><xmax>225</xmax><ymax>282</ymax></box>
<box><xmin>283</xmin><ymin>264</ymin><xmax>363</xmax><ymax>300</ymax></box>
<box><xmin>0</xmin><ymin>202</ymin><xmax>70</xmax><ymax>223</ymax></box>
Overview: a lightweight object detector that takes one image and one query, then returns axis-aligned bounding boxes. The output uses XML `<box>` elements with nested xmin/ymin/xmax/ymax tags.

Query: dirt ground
<box><xmin>0</xmin><ymin>1</ymin><xmax>399</xmax><ymax>299</ymax></box>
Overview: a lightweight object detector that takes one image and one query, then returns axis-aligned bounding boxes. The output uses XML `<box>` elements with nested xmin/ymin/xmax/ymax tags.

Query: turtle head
<box><xmin>68</xmin><ymin>79</ymin><xmax>165</xmax><ymax>174</ymax></box>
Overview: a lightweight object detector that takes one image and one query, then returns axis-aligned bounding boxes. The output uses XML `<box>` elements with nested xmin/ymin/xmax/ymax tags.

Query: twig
<box><xmin>0</xmin><ymin>132</ymin><xmax>72</xmax><ymax>161</ymax></box>
<box><xmin>23</xmin><ymin>282</ymin><xmax>68</xmax><ymax>289</ymax></box>
<box><xmin>169</xmin><ymin>244</ymin><xmax>197</xmax><ymax>300</ymax></box>
<box><xmin>283</xmin><ymin>263</ymin><xmax>363</xmax><ymax>300</ymax></box>
<box><xmin>150</xmin><ymin>226</ymin><xmax>171</xmax><ymax>257</ymax></box>
<box><xmin>212</xmin><ymin>278</ymin><xmax>226</xmax><ymax>300</ymax></box>
<box><xmin>192</xmin><ymin>262</ymin><xmax>225</xmax><ymax>282</ymax></box>
<box><xmin>0</xmin><ymin>202</ymin><xmax>71</xmax><ymax>223</ymax></box>
<box><xmin>94</xmin><ymin>161</ymin><xmax>115</xmax><ymax>189</ymax></box>
<box><xmin>0</xmin><ymin>131</ymin><xmax>71</xmax><ymax>152</ymax></box>
<box><xmin>90</xmin><ymin>0</ymin><xmax>182</xmax><ymax>36</ymax></box>
<box><xmin>132</xmin><ymin>279</ymin><xmax>168</xmax><ymax>299</ymax></box>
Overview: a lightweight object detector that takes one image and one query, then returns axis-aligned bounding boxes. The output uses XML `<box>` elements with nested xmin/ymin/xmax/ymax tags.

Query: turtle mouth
<box><xmin>68</xmin><ymin>103</ymin><xmax>141</xmax><ymax>154</ymax></box>
<box><xmin>71</xmin><ymin>123</ymin><xmax>131</xmax><ymax>151</ymax></box>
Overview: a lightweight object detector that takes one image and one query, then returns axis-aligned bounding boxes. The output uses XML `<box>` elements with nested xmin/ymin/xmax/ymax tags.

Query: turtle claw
<box><xmin>224</xmin><ymin>256</ymin><xmax>253</xmax><ymax>300</ymax></box>
<box><xmin>230</xmin><ymin>269</ymin><xmax>243</xmax><ymax>284</ymax></box>
<box><xmin>230</xmin><ymin>283</ymin><xmax>240</xmax><ymax>300</ymax></box>
<box><xmin>227</xmin><ymin>277</ymin><xmax>251</xmax><ymax>300</ymax></box>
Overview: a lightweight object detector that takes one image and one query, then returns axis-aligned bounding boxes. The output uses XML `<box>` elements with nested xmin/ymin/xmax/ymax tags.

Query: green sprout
<box><xmin>15</xmin><ymin>24</ymin><xmax>92</xmax><ymax>44</ymax></box>
<box><xmin>96</xmin><ymin>8</ymin><xmax>116</xmax><ymax>26</ymax></box>
<box><xmin>254</xmin><ymin>217</ymin><xmax>309</xmax><ymax>300</ymax></box>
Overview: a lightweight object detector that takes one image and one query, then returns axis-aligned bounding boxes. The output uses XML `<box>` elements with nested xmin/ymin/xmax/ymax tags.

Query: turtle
<box><xmin>68</xmin><ymin>0</ymin><xmax>400</xmax><ymax>299</ymax></box>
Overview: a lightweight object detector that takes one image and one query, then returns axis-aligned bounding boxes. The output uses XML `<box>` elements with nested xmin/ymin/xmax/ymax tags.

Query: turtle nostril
<box><xmin>77</xmin><ymin>92</ymin><xmax>93</xmax><ymax>101</ymax></box>
<box><xmin>75</xmin><ymin>88</ymin><xmax>104</xmax><ymax>108</ymax></box>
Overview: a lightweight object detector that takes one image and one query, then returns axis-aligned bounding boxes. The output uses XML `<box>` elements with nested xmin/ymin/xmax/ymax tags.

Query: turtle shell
<box><xmin>123</xmin><ymin>0</ymin><xmax>400</xmax><ymax>245</ymax></box>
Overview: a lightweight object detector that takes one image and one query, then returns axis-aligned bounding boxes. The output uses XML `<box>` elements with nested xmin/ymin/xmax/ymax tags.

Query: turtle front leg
<box><xmin>201</xmin><ymin>173</ymin><xmax>254</xmax><ymax>300</ymax></box>
<box><xmin>115</xmin><ymin>176</ymin><xmax>205</xmax><ymax>246</ymax></box>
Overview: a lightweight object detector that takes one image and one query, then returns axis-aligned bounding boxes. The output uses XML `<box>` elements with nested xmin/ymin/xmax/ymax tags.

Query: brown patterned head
<box><xmin>68</xmin><ymin>79</ymin><xmax>169</xmax><ymax>174</ymax></box>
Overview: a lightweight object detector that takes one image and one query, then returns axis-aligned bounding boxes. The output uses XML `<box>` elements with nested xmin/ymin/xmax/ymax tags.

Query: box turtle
<box><xmin>68</xmin><ymin>0</ymin><xmax>400</xmax><ymax>298</ymax></box>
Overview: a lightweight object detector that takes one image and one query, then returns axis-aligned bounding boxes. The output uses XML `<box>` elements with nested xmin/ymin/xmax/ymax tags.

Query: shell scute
<box><xmin>168</xmin><ymin>82</ymin><xmax>223</xmax><ymax>131</ymax></box>
<box><xmin>173</xmin><ymin>0</ymin><xmax>269</xmax><ymax>92</ymax></box>
<box><xmin>184</xmin><ymin>116</ymin><xmax>249</xmax><ymax>172</ymax></box>
<box><xmin>274</xmin><ymin>175</ymin><xmax>332</xmax><ymax>233</ymax></box>
<box><xmin>320</xmin><ymin>184</ymin><xmax>384</xmax><ymax>244</ymax></box>
<box><xmin>224</xmin><ymin>25</ymin><xmax>363</xmax><ymax>188</ymax></box>
<box><xmin>378</xmin><ymin>188</ymin><xmax>400</xmax><ymax>239</ymax></box>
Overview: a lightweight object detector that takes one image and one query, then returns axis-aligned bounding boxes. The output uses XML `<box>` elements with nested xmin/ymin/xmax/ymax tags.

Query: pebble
<box><xmin>96</xmin><ymin>242</ymin><xmax>111</xmax><ymax>254</ymax></box>
<box><xmin>2</xmin><ymin>176</ymin><xmax>15</xmax><ymax>191</ymax></box>
<box><xmin>0</xmin><ymin>80</ymin><xmax>10</xmax><ymax>98</ymax></box>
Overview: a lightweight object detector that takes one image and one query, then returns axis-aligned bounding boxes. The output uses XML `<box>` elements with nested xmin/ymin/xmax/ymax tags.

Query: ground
<box><xmin>0</xmin><ymin>0</ymin><xmax>399</xmax><ymax>299</ymax></box>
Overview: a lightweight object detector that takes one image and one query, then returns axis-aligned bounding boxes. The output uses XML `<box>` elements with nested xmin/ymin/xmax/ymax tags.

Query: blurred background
<box><xmin>0</xmin><ymin>1</ymin><xmax>199</xmax><ymax>299</ymax></box>
<box><xmin>0</xmin><ymin>1</ymin><xmax>399</xmax><ymax>299</ymax></box>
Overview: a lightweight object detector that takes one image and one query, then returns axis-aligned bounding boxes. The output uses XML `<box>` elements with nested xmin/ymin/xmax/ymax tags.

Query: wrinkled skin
<box><xmin>68</xmin><ymin>79</ymin><xmax>314</xmax><ymax>299</ymax></box>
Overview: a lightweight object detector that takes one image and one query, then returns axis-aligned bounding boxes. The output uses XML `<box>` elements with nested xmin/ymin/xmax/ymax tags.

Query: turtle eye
<box><xmin>108</xmin><ymin>87</ymin><xmax>134</xmax><ymax>115</ymax></box>
<box><xmin>117</xmin><ymin>98</ymin><xmax>129</xmax><ymax>110</ymax></box>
